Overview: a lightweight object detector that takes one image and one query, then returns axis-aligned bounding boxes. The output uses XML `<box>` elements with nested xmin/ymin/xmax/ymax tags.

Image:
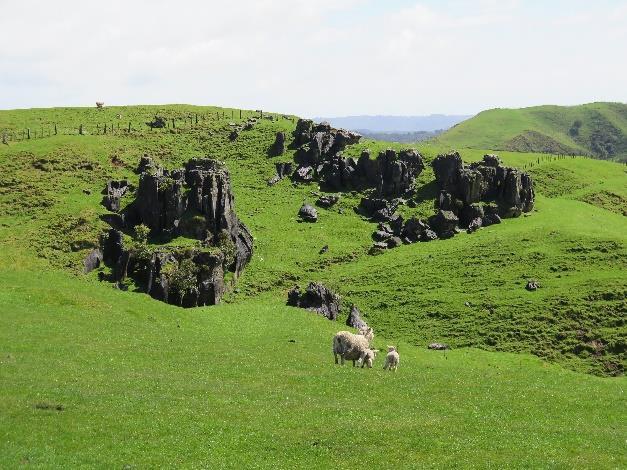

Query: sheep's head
<box><xmin>387</xmin><ymin>345</ymin><xmax>396</xmax><ymax>352</ymax></box>
<box><xmin>359</xmin><ymin>327</ymin><xmax>374</xmax><ymax>342</ymax></box>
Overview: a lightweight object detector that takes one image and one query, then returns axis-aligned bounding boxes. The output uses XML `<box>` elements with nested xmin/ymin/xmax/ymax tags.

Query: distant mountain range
<box><xmin>312</xmin><ymin>114</ymin><xmax>472</xmax><ymax>133</ymax></box>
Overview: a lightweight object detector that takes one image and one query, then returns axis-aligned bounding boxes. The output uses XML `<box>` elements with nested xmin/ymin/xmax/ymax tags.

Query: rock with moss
<box><xmin>98</xmin><ymin>157</ymin><xmax>253</xmax><ymax>308</ymax></box>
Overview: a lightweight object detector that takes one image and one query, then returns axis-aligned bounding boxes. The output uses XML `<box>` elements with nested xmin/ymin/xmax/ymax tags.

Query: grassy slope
<box><xmin>0</xmin><ymin>105</ymin><xmax>626</xmax><ymax>466</ymax></box>
<box><xmin>437</xmin><ymin>102</ymin><xmax>627</xmax><ymax>160</ymax></box>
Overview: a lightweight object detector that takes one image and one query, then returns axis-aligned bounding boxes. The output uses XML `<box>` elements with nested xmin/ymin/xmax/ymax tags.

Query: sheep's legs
<box><xmin>334</xmin><ymin>354</ymin><xmax>339</xmax><ymax>365</ymax></box>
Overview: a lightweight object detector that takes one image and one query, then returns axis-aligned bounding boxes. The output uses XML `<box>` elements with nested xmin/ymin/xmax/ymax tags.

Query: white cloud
<box><xmin>0</xmin><ymin>0</ymin><xmax>625</xmax><ymax>115</ymax></box>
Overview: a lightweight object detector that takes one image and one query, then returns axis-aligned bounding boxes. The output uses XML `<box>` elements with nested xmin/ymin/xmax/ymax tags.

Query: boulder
<box><xmin>270</xmin><ymin>131</ymin><xmax>286</xmax><ymax>156</ymax></box>
<box><xmin>83</xmin><ymin>248</ymin><xmax>103</xmax><ymax>273</ymax></box>
<box><xmin>293</xmin><ymin>165</ymin><xmax>314</xmax><ymax>182</ymax></box>
<box><xmin>429</xmin><ymin>210</ymin><xmax>458</xmax><ymax>239</ymax></box>
<box><xmin>373</xmin><ymin>230</ymin><xmax>392</xmax><ymax>242</ymax></box>
<box><xmin>482</xmin><ymin>213</ymin><xmax>502</xmax><ymax>226</ymax></box>
<box><xmin>316</xmin><ymin>194</ymin><xmax>339</xmax><ymax>208</ymax></box>
<box><xmin>526</xmin><ymin>280</ymin><xmax>539</xmax><ymax>291</ymax></box>
<box><xmin>276</xmin><ymin>162</ymin><xmax>293</xmax><ymax>179</ymax></box>
<box><xmin>459</xmin><ymin>203</ymin><xmax>485</xmax><ymax>227</ymax></box>
<box><xmin>401</xmin><ymin>217</ymin><xmax>432</xmax><ymax>242</ymax></box>
<box><xmin>386</xmin><ymin>236</ymin><xmax>403</xmax><ymax>248</ymax></box>
<box><xmin>358</xmin><ymin>197</ymin><xmax>398</xmax><ymax>222</ymax></box>
<box><xmin>422</xmin><ymin>229</ymin><xmax>438</xmax><ymax>241</ymax></box>
<box><xmin>428</xmin><ymin>342</ymin><xmax>450</xmax><ymax>350</ymax></box>
<box><xmin>298</xmin><ymin>204</ymin><xmax>318</xmax><ymax>222</ymax></box>
<box><xmin>466</xmin><ymin>218</ymin><xmax>483</xmax><ymax>234</ymax></box>
<box><xmin>346</xmin><ymin>304</ymin><xmax>368</xmax><ymax>330</ymax></box>
<box><xmin>146</xmin><ymin>116</ymin><xmax>166</xmax><ymax>129</ymax></box>
<box><xmin>287</xmin><ymin>282</ymin><xmax>341</xmax><ymax>320</ymax></box>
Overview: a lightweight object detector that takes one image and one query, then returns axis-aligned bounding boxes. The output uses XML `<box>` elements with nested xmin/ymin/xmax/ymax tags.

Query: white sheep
<box><xmin>332</xmin><ymin>327</ymin><xmax>374</xmax><ymax>366</ymax></box>
<box><xmin>359</xmin><ymin>348</ymin><xmax>379</xmax><ymax>368</ymax></box>
<box><xmin>383</xmin><ymin>346</ymin><xmax>399</xmax><ymax>371</ymax></box>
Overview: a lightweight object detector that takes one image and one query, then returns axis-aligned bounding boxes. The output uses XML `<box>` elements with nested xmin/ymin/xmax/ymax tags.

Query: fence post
<box><xmin>79</xmin><ymin>124</ymin><xmax>84</xmax><ymax>135</ymax></box>
<box><xmin>27</xmin><ymin>128</ymin><xmax>31</xmax><ymax>139</ymax></box>
<box><xmin>172</xmin><ymin>118</ymin><xmax>175</xmax><ymax>129</ymax></box>
<box><xmin>104</xmin><ymin>123</ymin><xmax>107</xmax><ymax>134</ymax></box>
<box><xmin>195</xmin><ymin>114</ymin><xmax>198</xmax><ymax>124</ymax></box>
<box><xmin>54</xmin><ymin>123</ymin><xmax>57</xmax><ymax>135</ymax></box>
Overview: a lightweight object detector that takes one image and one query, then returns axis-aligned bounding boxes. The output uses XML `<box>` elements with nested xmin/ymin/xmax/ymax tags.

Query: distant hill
<box><xmin>312</xmin><ymin>114</ymin><xmax>471</xmax><ymax>133</ymax></box>
<box><xmin>438</xmin><ymin>102</ymin><xmax>627</xmax><ymax>161</ymax></box>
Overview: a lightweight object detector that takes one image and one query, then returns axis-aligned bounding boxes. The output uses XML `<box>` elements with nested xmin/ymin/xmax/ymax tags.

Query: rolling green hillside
<box><xmin>438</xmin><ymin>102</ymin><xmax>627</xmax><ymax>161</ymax></box>
<box><xmin>1</xmin><ymin>105</ymin><xmax>626</xmax><ymax>467</ymax></box>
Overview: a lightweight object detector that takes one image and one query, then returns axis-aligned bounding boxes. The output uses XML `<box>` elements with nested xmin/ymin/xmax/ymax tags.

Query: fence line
<box><xmin>1</xmin><ymin>109</ymin><xmax>296</xmax><ymax>144</ymax></box>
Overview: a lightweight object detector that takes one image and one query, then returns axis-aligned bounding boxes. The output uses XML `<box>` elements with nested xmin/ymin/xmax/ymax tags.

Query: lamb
<box><xmin>383</xmin><ymin>346</ymin><xmax>400</xmax><ymax>371</ymax></box>
<box><xmin>359</xmin><ymin>348</ymin><xmax>379</xmax><ymax>368</ymax></box>
<box><xmin>332</xmin><ymin>326</ymin><xmax>374</xmax><ymax>367</ymax></box>
<box><xmin>96</xmin><ymin>101</ymin><xmax>104</xmax><ymax>108</ymax></box>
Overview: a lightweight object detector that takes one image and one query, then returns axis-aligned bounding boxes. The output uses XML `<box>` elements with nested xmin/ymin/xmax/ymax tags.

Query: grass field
<box><xmin>1</xmin><ymin>104</ymin><xmax>626</xmax><ymax>467</ymax></box>
<box><xmin>437</xmin><ymin>102</ymin><xmax>627</xmax><ymax>161</ymax></box>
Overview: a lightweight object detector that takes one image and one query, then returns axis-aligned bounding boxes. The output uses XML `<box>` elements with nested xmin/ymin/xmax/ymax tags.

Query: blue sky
<box><xmin>0</xmin><ymin>0</ymin><xmax>625</xmax><ymax>116</ymax></box>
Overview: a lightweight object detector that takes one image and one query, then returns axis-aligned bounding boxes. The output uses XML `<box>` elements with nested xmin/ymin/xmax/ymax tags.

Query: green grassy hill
<box><xmin>1</xmin><ymin>105</ymin><xmax>626</xmax><ymax>467</ymax></box>
<box><xmin>438</xmin><ymin>102</ymin><xmax>627</xmax><ymax>161</ymax></box>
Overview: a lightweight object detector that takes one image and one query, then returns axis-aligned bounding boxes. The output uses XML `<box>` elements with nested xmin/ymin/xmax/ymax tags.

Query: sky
<box><xmin>1</xmin><ymin>0</ymin><xmax>626</xmax><ymax>116</ymax></box>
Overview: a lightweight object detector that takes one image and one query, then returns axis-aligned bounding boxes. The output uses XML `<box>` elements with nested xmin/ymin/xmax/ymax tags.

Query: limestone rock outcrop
<box><xmin>432</xmin><ymin>152</ymin><xmax>535</xmax><ymax>218</ymax></box>
<box><xmin>287</xmin><ymin>282</ymin><xmax>341</xmax><ymax>320</ymax></box>
<box><xmin>98</xmin><ymin>157</ymin><xmax>253</xmax><ymax>307</ymax></box>
<box><xmin>346</xmin><ymin>304</ymin><xmax>368</xmax><ymax>330</ymax></box>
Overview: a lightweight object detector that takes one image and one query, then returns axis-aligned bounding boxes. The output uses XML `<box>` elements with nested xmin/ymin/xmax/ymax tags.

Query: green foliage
<box><xmin>216</xmin><ymin>229</ymin><xmax>236</xmax><ymax>267</ymax></box>
<box><xmin>134</xmin><ymin>223</ymin><xmax>150</xmax><ymax>244</ymax></box>
<box><xmin>161</xmin><ymin>258</ymin><xmax>199</xmax><ymax>301</ymax></box>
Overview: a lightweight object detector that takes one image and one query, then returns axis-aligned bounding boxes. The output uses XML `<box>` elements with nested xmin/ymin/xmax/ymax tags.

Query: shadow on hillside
<box><xmin>413</xmin><ymin>180</ymin><xmax>439</xmax><ymax>205</ymax></box>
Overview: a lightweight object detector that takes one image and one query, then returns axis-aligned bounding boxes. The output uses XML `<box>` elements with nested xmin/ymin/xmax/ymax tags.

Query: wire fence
<box><xmin>0</xmin><ymin>109</ymin><xmax>295</xmax><ymax>143</ymax></box>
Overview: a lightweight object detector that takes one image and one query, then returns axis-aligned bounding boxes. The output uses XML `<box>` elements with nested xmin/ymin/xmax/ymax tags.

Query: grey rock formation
<box><xmin>376</xmin><ymin>149</ymin><xmax>425</xmax><ymax>197</ymax></box>
<box><xmin>270</xmin><ymin>131</ymin><xmax>286</xmax><ymax>156</ymax></box>
<box><xmin>83</xmin><ymin>248</ymin><xmax>103</xmax><ymax>273</ymax></box>
<box><xmin>298</xmin><ymin>204</ymin><xmax>318</xmax><ymax>222</ymax></box>
<box><xmin>358</xmin><ymin>197</ymin><xmax>399</xmax><ymax>222</ymax></box>
<box><xmin>268</xmin><ymin>162</ymin><xmax>294</xmax><ymax>186</ymax></box>
<box><xmin>428</xmin><ymin>342</ymin><xmax>450</xmax><ymax>350</ymax></box>
<box><xmin>102</xmin><ymin>180</ymin><xmax>129</xmax><ymax>212</ymax></box>
<box><xmin>346</xmin><ymin>304</ymin><xmax>368</xmax><ymax>330</ymax></box>
<box><xmin>99</xmin><ymin>157</ymin><xmax>253</xmax><ymax>308</ymax></box>
<box><xmin>432</xmin><ymin>153</ymin><xmax>535</xmax><ymax>217</ymax></box>
<box><xmin>429</xmin><ymin>210</ymin><xmax>459</xmax><ymax>239</ymax></box>
<box><xmin>316</xmin><ymin>194</ymin><xmax>340</xmax><ymax>208</ymax></box>
<box><xmin>287</xmin><ymin>282</ymin><xmax>341</xmax><ymax>320</ymax></box>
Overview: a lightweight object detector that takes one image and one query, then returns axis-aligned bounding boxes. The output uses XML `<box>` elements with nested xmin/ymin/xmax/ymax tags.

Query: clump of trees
<box><xmin>568</xmin><ymin>120</ymin><xmax>582</xmax><ymax>137</ymax></box>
